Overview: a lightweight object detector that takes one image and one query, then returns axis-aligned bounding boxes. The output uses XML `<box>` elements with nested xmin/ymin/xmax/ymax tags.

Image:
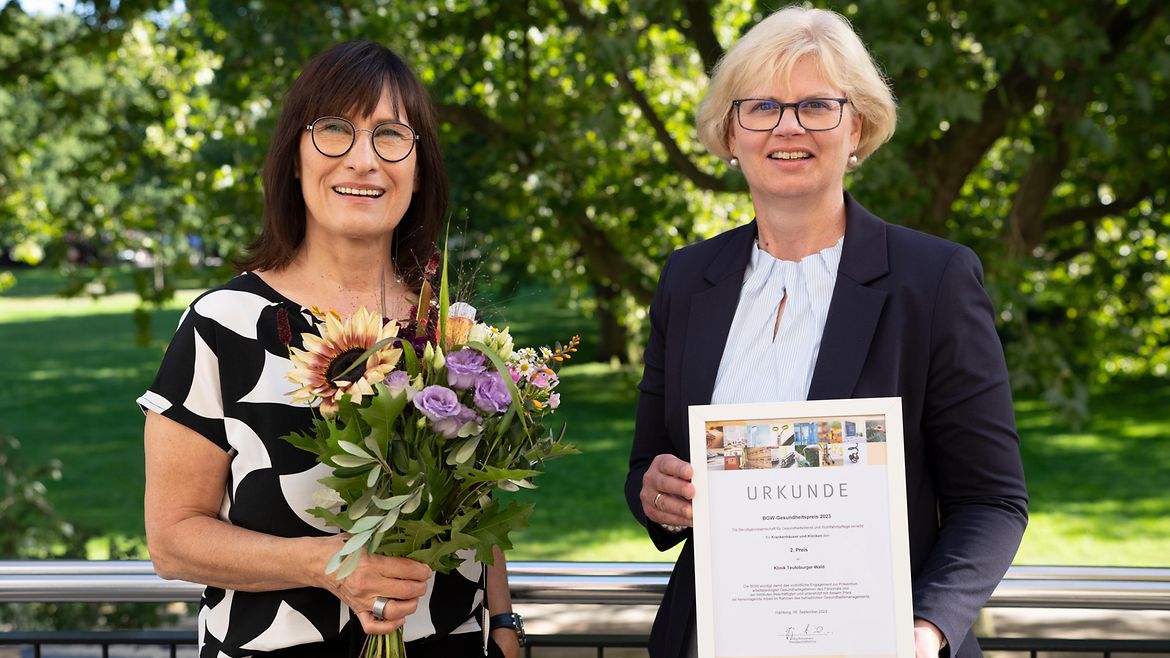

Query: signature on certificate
<box><xmin>784</xmin><ymin>623</ymin><xmax>829</xmax><ymax>641</ymax></box>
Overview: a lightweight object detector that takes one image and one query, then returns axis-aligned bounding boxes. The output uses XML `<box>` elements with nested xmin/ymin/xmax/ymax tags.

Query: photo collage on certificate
<box><xmin>705</xmin><ymin>415</ymin><xmax>888</xmax><ymax>473</ymax></box>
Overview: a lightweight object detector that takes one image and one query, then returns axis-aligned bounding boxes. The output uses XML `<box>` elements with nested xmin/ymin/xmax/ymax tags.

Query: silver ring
<box><xmin>371</xmin><ymin>596</ymin><xmax>390</xmax><ymax>621</ymax></box>
<box><xmin>653</xmin><ymin>492</ymin><xmax>664</xmax><ymax>510</ymax></box>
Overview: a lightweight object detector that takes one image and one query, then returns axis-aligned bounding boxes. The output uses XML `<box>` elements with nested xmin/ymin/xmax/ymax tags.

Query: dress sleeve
<box><xmin>625</xmin><ymin>253</ymin><xmax>687</xmax><ymax>551</ymax></box>
<box><xmin>912</xmin><ymin>245</ymin><xmax>1029</xmax><ymax>652</ymax></box>
<box><xmin>137</xmin><ymin>303</ymin><xmax>231</xmax><ymax>452</ymax></box>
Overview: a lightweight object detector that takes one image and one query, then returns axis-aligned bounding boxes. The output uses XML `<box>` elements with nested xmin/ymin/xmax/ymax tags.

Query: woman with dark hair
<box><xmin>140</xmin><ymin>42</ymin><xmax>520</xmax><ymax>658</ymax></box>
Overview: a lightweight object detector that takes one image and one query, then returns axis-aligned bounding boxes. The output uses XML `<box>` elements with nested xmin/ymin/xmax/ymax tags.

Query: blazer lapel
<box><xmin>682</xmin><ymin>222</ymin><xmax>757</xmax><ymax>408</ymax></box>
<box><xmin>808</xmin><ymin>194</ymin><xmax>890</xmax><ymax>400</ymax></box>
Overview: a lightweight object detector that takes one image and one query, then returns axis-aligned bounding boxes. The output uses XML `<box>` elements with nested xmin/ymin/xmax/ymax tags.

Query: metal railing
<box><xmin>3</xmin><ymin>561</ymin><xmax>1170</xmax><ymax>656</ymax></box>
<box><xmin>3</xmin><ymin>560</ymin><xmax>1169</xmax><ymax>608</ymax></box>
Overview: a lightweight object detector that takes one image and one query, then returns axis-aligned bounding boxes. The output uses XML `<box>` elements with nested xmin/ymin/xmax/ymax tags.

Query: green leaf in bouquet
<box><xmin>371</xmin><ymin>507</ymin><xmax>403</xmax><ymax>554</ymax></box>
<box><xmin>465</xmin><ymin>499</ymin><xmax>533</xmax><ymax>562</ymax></box>
<box><xmin>396</xmin><ymin>517</ymin><xmax>447</xmax><ymax>551</ymax></box>
<box><xmin>508</xmin><ymin>478</ymin><xmax>537</xmax><ymax>490</ymax></box>
<box><xmin>446</xmin><ymin>436</ymin><xmax>481</xmax><ymax>466</ymax></box>
<box><xmin>524</xmin><ymin>440</ymin><xmax>582</xmax><ymax>465</ymax></box>
<box><xmin>318</xmin><ymin>473</ymin><xmax>368</xmax><ymax>501</ymax></box>
<box><xmin>327</xmin><ymin>529</ymin><xmax>374</xmax><ymax>577</ymax></box>
<box><xmin>348</xmin><ymin>490</ymin><xmax>373</xmax><ymax>520</ymax></box>
<box><xmin>377</xmin><ymin>508</ymin><xmax>401</xmax><ymax>532</ymax></box>
<box><xmin>330</xmin><ymin>453</ymin><xmax>374</xmax><ymax>468</ymax></box>
<box><xmin>358</xmin><ymin>383</ymin><xmax>409</xmax><ymax>453</ymax></box>
<box><xmin>420</xmin><ymin>478</ymin><xmax>453</xmax><ymax>524</ymax></box>
<box><xmin>366</xmin><ymin>463</ymin><xmax>381</xmax><ymax>488</ymax></box>
<box><xmin>400</xmin><ymin>340</ymin><xmax>420</xmax><ymax>378</ymax></box>
<box><xmin>454</xmin><ymin>463</ymin><xmax>542</xmax><ymax>485</ymax></box>
<box><xmin>492</xmin><ymin>406</ymin><xmax>517</xmax><ymax>440</ymax></box>
<box><xmin>349</xmin><ymin>514</ymin><xmax>383</xmax><ymax>535</ymax></box>
<box><xmin>363</xmin><ymin>434</ymin><xmax>382</xmax><ymax>458</ymax></box>
<box><xmin>390</xmin><ymin>440</ymin><xmax>412</xmax><ymax>474</ymax></box>
<box><xmin>450</xmin><ymin>506</ymin><xmax>477</xmax><ymax>534</ymax></box>
<box><xmin>371</xmin><ymin>540</ymin><xmax>413</xmax><ymax>557</ymax></box>
<box><xmin>335</xmin><ymin>549</ymin><xmax>362</xmax><ymax>579</ymax></box>
<box><xmin>408</xmin><ymin>530</ymin><xmax>477</xmax><ymax>572</ymax></box>
<box><xmin>324</xmin><ymin>414</ymin><xmax>364</xmax><ymax>456</ymax></box>
<box><xmin>401</xmin><ymin>486</ymin><xmax>424</xmax><ymax>514</ymax></box>
<box><xmin>325</xmin><ymin>548</ymin><xmax>345</xmax><ymax>574</ymax></box>
<box><xmin>439</xmin><ymin>232</ymin><xmax>450</xmax><ymax>352</ymax></box>
<box><xmin>337</xmin><ymin>440</ymin><xmax>373</xmax><ymax>460</ymax></box>
<box><xmin>372</xmin><ymin>492</ymin><xmax>413</xmax><ymax>511</ymax></box>
<box><xmin>371</xmin><ymin>529</ymin><xmax>388</xmax><ymax>555</ymax></box>
<box><xmin>284</xmin><ymin>430</ymin><xmax>322</xmax><ymax>455</ymax></box>
<box><xmin>308</xmin><ymin>507</ymin><xmax>352</xmax><ymax>531</ymax></box>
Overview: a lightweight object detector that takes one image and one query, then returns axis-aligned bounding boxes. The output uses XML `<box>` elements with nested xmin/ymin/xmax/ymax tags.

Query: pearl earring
<box><xmin>849</xmin><ymin>154</ymin><xmax>858</xmax><ymax>165</ymax></box>
<box><xmin>729</xmin><ymin>157</ymin><xmax>740</xmax><ymax>169</ymax></box>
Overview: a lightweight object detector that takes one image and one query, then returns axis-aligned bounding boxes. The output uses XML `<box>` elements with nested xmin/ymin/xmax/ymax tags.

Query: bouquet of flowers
<box><xmin>280</xmin><ymin>253</ymin><xmax>578</xmax><ymax>658</ymax></box>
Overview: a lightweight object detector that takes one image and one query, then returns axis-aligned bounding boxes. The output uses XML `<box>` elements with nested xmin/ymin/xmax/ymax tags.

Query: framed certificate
<box><xmin>689</xmin><ymin>398</ymin><xmax>913</xmax><ymax>658</ymax></box>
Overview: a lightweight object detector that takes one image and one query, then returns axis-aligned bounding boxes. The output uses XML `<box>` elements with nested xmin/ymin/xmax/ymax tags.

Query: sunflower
<box><xmin>287</xmin><ymin>307</ymin><xmax>402</xmax><ymax>418</ymax></box>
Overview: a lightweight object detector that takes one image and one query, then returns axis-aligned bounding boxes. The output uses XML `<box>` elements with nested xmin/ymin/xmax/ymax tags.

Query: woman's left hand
<box><xmin>640</xmin><ymin>453</ymin><xmax>695</xmax><ymax>529</ymax></box>
<box><xmin>491</xmin><ymin>627</ymin><xmax>521</xmax><ymax>658</ymax></box>
<box><xmin>913</xmin><ymin>619</ymin><xmax>944</xmax><ymax>658</ymax></box>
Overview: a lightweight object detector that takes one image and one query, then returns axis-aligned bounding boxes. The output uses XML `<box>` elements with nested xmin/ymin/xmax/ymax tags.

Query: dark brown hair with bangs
<box><xmin>238</xmin><ymin>40</ymin><xmax>447</xmax><ymax>290</ymax></box>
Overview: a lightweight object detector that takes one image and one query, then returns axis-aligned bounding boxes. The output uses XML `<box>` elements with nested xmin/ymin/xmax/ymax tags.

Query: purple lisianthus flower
<box><xmin>414</xmin><ymin>385</ymin><xmax>460</xmax><ymax>420</ymax></box>
<box><xmin>474</xmin><ymin>372</ymin><xmax>513</xmax><ymax>414</ymax></box>
<box><xmin>548</xmin><ymin>392</ymin><xmax>561</xmax><ymax>410</ymax></box>
<box><xmin>431</xmin><ymin>405</ymin><xmax>479</xmax><ymax>439</ymax></box>
<box><xmin>445</xmin><ymin>348</ymin><xmax>488</xmax><ymax>390</ymax></box>
<box><xmin>384</xmin><ymin>370</ymin><xmax>415</xmax><ymax>400</ymax></box>
<box><xmin>413</xmin><ymin>385</ymin><xmax>478</xmax><ymax>438</ymax></box>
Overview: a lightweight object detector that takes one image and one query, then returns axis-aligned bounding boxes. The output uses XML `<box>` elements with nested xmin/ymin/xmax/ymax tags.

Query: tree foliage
<box><xmin>2</xmin><ymin>0</ymin><xmax>1167</xmax><ymax>423</ymax></box>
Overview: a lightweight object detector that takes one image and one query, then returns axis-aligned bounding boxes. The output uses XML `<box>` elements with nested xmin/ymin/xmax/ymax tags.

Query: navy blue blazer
<box><xmin>626</xmin><ymin>193</ymin><xmax>1028</xmax><ymax>658</ymax></box>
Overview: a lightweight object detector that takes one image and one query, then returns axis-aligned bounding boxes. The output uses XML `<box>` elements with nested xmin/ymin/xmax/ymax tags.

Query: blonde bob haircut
<box><xmin>696</xmin><ymin>6</ymin><xmax>897</xmax><ymax>167</ymax></box>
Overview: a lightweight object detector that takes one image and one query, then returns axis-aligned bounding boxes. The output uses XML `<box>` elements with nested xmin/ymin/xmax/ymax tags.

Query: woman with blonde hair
<box><xmin>627</xmin><ymin>7</ymin><xmax>1027</xmax><ymax>658</ymax></box>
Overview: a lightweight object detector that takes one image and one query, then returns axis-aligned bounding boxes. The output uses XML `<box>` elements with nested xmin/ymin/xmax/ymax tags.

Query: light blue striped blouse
<box><xmin>710</xmin><ymin>237</ymin><xmax>844</xmax><ymax>404</ymax></box>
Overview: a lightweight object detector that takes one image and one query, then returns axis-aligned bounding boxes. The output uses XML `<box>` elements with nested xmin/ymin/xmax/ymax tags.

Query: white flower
<box><xmin>312</xmin><ymin>487</ymin><xmax>344</xmax><ymax>509</ymax></box>
<box><xmin>448</xmin><ymin>302</ymin><xmax>477</xmax><ymax>319</ymax></box>
<box><xmin>468</xmin><ymin>322</ymin><xmax>491</xmax><ymax>345</ymax></box>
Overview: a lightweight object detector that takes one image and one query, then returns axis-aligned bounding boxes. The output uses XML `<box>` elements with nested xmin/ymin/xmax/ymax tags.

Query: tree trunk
<box><xmin>592</xmin><ymin>279</ymin><xmax>631</xmax><ymax>363</ymax></box>
<box><xmin>1007</xmin><ymin>115</ymin><xmax>1073</xmax><ymax>259</ymax></box>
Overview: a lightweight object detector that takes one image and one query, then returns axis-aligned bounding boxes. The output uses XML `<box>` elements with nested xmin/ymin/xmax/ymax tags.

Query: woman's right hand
<box><xmin>312</xmin><ymin>537</ymin><xmax>432</xmax><ymax>634</ymax></box>
<box><xmin>640</xmin><ymin>453</ymin><xmax>695</xmax><ymax>529</ymax></box>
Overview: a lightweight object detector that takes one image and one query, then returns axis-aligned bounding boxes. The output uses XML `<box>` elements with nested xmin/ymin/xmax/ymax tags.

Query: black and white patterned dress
<box><xmin>138</xmin><ymin>272</ymin><xmax>485</xmax><ymax>657</ymax></box>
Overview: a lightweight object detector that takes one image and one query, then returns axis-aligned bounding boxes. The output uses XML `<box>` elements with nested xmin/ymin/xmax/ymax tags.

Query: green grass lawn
<box><xmin>1012</xmin><ymin>379</ymin><xmax>1170</xmax><ymax>566</ymax></box>
<box><xmin>0</xmin><ymin>266</ymin><xmax>1166</xmax><ymax>566</ymax></box>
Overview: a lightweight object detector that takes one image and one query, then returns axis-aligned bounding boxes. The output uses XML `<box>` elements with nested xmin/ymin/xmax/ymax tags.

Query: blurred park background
<box><xmin>1</xmin><ymin>0</ymin><xmax>1168</xmax><ymax>599</ymax></box>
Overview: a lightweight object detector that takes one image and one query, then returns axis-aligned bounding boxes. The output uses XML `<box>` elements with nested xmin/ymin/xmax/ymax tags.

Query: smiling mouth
<box><xmin>768</xmin><ymin>151</ymin><xmax>813</xmax><ymax>161</ymax></box>
<box><xmin>333</xmin><ymin>186</ymin><xmax>385</xmax><ymax>198</ymax></box>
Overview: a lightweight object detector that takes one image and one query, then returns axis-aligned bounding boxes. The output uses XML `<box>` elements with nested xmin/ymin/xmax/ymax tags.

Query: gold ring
<box><xmin>653</xmin><ymin>492</ymin><xmax>664</xmax><ymax>510</ymax></box>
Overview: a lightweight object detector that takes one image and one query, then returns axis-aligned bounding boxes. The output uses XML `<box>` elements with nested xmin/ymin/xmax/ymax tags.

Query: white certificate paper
<box><xmin>689</xmin><ymin>398</ymin><xmax>913</xmax><ymax>658</ymax></box>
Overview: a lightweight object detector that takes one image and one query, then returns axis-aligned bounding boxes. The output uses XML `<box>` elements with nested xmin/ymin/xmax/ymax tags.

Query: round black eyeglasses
<box><xmin>732</xmin><ymin>98</ymin><xmax>849</xmax><ymax>132</ymax></box>
<box><xmin>305</xmin><ymin>116</ymin><xmax>419</xmax><ymax>162</ymax></box>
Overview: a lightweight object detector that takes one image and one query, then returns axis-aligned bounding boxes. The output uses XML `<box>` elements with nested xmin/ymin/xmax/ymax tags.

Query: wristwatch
<box><xmin>489</xmin><ymin>612</ymin><xmax>527</xmax><ymax>647</ymax></box>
